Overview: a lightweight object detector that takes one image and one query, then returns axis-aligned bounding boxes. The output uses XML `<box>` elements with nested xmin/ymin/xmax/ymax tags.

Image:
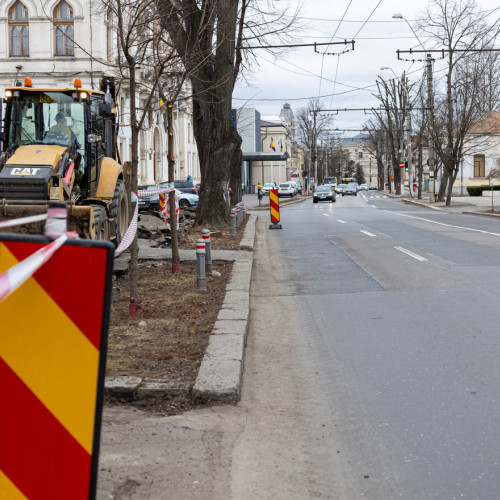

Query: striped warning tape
<box><xmin>0</xmin><ymin>213</ymin><xmax>48</xmax><ymax>229</ymax></box>
<box><xmin>115</xmin><ymin>186</ymin><xmax>174</xmax><ymax>257</ymax></box>
<box><xmin>0</xmin><ymin>231</ymin><xmax>78</xmax><ymax>304</ymax></box>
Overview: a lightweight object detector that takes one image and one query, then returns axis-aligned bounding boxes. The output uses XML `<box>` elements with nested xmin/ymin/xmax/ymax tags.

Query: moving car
<box><xmin>313</xmin><ymin>185</ymin><xmax>336</xmax><ymax>203</ymax></box>
<box><xmin>261</xmin><ymin>182</ymin><xmax>278</xmax><ymax>195</ymax></box>
<box><xmin>343</xmin><ymin>183</ymin><xmax>358</xmax><ymax>196</ymax></box>
<box><xmin>278</xmin><ymin>182</ymin><xmax>295</xmax><ymax>198</ymax></box>
<box><xmin>369</xmin><ymin>184</ymin><xmax>377</xmax><ymax>190</ymax></box>
<box><xmin>360</xmin><ymin>184</ymin><xmax>368</xmax><ymax>191</ymax></box>
<box><xmin>336</xmin><ymin>183</ymin><xmax>347</xmax><ymax>194</ymax></box>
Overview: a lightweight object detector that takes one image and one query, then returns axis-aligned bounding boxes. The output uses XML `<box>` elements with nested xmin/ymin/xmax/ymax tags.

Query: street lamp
<box><xmin>392</xmin><ymin>13</ymin><xmax>426</xmax><ymax>51</ymax></box>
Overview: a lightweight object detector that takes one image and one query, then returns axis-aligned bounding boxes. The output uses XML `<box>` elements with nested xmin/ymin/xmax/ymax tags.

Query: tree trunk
<box><xmin>129</xmin><ymin>63</ymin><xmax>140</xmax><ymax>310</ymax></box>
<box><xmin>445</xmin><ymin>169</ymin><xmax>458</xmax><ymax>206</ymax></box>
<box><xmin>437</xmin><ymin>167</ymin><xmax>449</xmax><ymax>202</ymax></box>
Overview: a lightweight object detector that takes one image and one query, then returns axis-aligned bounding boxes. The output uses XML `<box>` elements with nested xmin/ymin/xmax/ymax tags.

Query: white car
<box><xmin>261</xmin><ymin>182</ymin><xmax>278</xmax><ymax>195</ymax></box>
<box><xmin>278</xmin><ymin>182</ymin><xmax>295</xmax><ymax>198</ymax></box>
<box><xmin>360</xmin><ymin>184</ymin><xmax>368</xmax><ymax>191</ymax></box>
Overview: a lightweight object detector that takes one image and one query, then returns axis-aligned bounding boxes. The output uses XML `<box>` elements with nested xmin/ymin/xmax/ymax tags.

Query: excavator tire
<box><xmin>91</xmin><ymin>206</ymin><xmax>109</xmax><ymax>240</ymax></box>
<box><xmin>110</xmin><ymin>179</ymin><xmax>128</xmax><ymax>245</ymax></box>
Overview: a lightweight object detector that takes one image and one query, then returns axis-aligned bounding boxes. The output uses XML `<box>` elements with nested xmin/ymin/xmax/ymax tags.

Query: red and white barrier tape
<box><xmin>0</xmin><ymin>231</ymin><xmax>78</xmax><ymax>304</ymax></box>
<box><xmin>0</xmin><ymin>213</ymin><xmax>47</xmax><ymax>229</ymax></box>
<box><xmin>114</xmin><ymin>186</ymin><xmax>174</xmax><ymax>257</ymax></box>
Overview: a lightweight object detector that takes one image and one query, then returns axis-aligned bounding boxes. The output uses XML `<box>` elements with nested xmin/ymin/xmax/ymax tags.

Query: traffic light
<box><xmin>404</xmin><ymin>159</ymin><xmax>409</xmax><ymax>172</ymax></box>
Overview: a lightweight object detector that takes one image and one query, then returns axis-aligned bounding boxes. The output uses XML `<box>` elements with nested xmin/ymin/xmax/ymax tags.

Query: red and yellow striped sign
<box><xmin>0</xmin><ymin>234</ymin><xmax>114</xmax><ymax>500</ymax></box>
<box><xmin>269</xmin><ymin>189</ymin><xmax>280</xmax><ymax>223</ymax></box>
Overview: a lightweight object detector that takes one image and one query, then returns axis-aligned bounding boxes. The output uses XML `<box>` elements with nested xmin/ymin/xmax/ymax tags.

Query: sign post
<box><xmin>0</xmin><ymin>234</ymin><xmax>114</xmax><ymax>500</ymax></box>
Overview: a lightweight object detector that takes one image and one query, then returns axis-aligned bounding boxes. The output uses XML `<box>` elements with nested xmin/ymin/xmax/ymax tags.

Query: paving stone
<box><xmin>105</xmin><ymin>376</ymin><xmax>142</xmax><ymax>397</ymax></box>
<box><xmin>137</xmin><ymin>379</ymin><xmax>188</xmax><ymax>398</ymax></box>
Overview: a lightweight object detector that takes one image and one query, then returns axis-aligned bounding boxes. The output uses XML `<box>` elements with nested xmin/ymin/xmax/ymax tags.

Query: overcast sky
<box><xmin>233</xmin><ymin>0</ymin><xmax>499</xmax><ymax>136</ymax></box>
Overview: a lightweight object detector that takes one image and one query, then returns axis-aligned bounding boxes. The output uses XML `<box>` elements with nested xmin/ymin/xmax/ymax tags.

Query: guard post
<box><xmin>269</xmin><ymin>189</ymin><xmax>282</xmax><ymax>229</ymax></box>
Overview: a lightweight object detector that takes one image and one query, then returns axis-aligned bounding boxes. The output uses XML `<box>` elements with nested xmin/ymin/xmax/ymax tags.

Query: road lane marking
<box><xmin>384</xmin><ymin>210</ymin><xmax>500</xmax><ymax>237</ymax></box>
<box><xmin>360</xmin><ymin>230</ymin><xmax>376</xmax><ymax>237</ymax></box>
<box><xmin>368</xmin><ymin>205</ymin><xmax>377</xmax><ymax>208</ymax></box>
<box><xmin>394</xmin><ymin>246</ymin><xmax>428</xmax><ymax>261</ymax></box>
<box><xmin>337</xmin><ymin>220</ymin><xmax>347</xmax><ymax>223</ymax></box>
<box><xmin>323</xmin><ymin>213</ymin><xmax>330</xmax><ymax>216</ymax></box>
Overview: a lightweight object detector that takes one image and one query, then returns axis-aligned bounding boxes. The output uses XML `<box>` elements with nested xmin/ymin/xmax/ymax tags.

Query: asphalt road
<box><xmin>97</xmin><ymin>192</ymin><xmax>500</xmax><ymax>499</ymax></box>
<box><xmin>262</xmin><ymin>192</ymin><xmax>500</xmax><ymax>498</ymax></box>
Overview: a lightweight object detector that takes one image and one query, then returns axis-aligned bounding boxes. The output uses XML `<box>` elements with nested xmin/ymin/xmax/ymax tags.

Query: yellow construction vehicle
<box><xmin>0</xmin><ymin>77</ymin><xmax>128</xmax><ymax>242</ymax></box>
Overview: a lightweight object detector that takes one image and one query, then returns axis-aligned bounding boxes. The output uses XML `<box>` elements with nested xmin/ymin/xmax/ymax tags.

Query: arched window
<box><xmin>8</xmin><ymin>1</ymin><xmax>29</xmax><ymax>57</ymax></box>
<box><xmin>54</xmin><ymin>0</ymin><xmax>74</xmax><ymax>56</ymax></box>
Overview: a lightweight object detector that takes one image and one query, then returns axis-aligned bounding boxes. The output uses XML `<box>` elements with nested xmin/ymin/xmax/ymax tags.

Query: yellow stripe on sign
<box><xmin>270</xmin><ymin>191</ymin><xmax>278</xmax><ymax>204</ymax></box>
<box><xmin>0</xmin><ymin>470</ymin><xmax>28</xmax><ymax>500</ymax></box>
<box><xmin>0</xmin><ymin>243</ymin><xmax>99</xmax><ymax>454</ymax></box>
<box><xmin>271</xmin><ymin>207</ymin><xmax>280</xmax><ymax>221</ymax></box>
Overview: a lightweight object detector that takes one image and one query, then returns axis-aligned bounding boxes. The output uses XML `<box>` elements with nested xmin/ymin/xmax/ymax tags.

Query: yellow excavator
<box><xmin>0</xmin><ymin>77</ymin><xmax>128</xmax><ymax>243</ymax></box>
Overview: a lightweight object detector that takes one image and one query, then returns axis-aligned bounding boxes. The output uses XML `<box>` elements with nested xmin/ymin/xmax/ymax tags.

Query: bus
<box><xmin>341</xmin><ymin>177</ymin><xmax>357</xmax><ymax>185</ymax></box>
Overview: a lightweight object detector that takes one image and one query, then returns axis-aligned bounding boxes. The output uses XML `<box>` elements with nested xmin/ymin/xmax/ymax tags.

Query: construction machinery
<box><xmin>0</xmin><ymin>77</ymin><xmax>128</xmax><ymax>243</ymax></box>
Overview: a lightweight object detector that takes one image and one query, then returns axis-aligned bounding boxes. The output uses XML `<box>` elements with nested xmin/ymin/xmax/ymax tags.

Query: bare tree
<box><xmin>363</xmin><ymin>121</ymin><xmax>386</xmax><ymax>190</ymax></box>
<box><xmin>417</xmin><ymin>0</ymin><xmax>500</xmax><ymax>205</ymax></box>
<box><xmin>372</xmin><ymin>73</ymin><xmax>413</xmax><ymax>194</ymax></box>
<box><xmin>156</xmin><ymin>0</ymin><xmax>297</xmax><ymax>224</ymax></box>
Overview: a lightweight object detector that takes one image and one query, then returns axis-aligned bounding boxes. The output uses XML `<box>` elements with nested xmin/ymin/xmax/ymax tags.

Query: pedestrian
<box><xmin>257</xmin><ymin>182</ymin><xmax>263</xmax><ymax>206</ymax></box>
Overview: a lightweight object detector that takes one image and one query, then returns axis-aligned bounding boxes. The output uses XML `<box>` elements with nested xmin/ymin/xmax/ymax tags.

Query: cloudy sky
<box><xmin>233</xmin><ymin>0</ymin><xmax>499</xmax><ymax>135</ymax></box>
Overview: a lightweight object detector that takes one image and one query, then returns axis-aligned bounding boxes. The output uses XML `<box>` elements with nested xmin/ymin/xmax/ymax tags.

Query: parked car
<box><xmin>369</xmin><ymin>184</ymin><xmax>377</xmax><ymax>190</ymax></box>
<box><xmin>336</xmin><ymin>183</ymin><xmax>347</xmax><ymax>194</ymax></box>
<box><xmin>343</xmin><ymin>183</ymin><xmax>358</xmax><ymax>196</ymax></box>
<box><xmin>172</xmin><ymin>180</ymin><xmax>198</xmax><ymax>195</ymax></box>
<box><xmin>313</xmin><ymin>184</ymin><xmax>336</xmax><ymax>203</ymax></box>
<box><xmin>288</xmin><ymin>181</ymin><xmax>299</xmax><ymax>196</ymax></box>
<box><xmin>291</xmin><ymin>180</ymin><xmax>302</xmax><ymax>194</ymax></box>
<box><xmin>360</xmin><ymin>184</ymin><xmax>368</xmax><ymax>191</ymax></box>
<box><xmin>261</xmin><ymin>182</ymin><xmax>278</xmax><ymax>195</ymax></box>
<box><xmin>278</xmin><ymin>182</ymin><xmax>295</xmax><ymax>198</ymax></box>
<box><xmin>138</xmin><ymin>185</ymin><xmax>160</xmax><ymax>211</ymax></box>
<box><xmin>156</xmin><ymin>183</ymin><xmax>199</xmax><ymax>209</ymax></box>
<box><xmin>175</xmin><ymin>188</ymin><xmax>199</xmax><ymax>209</ymax></box>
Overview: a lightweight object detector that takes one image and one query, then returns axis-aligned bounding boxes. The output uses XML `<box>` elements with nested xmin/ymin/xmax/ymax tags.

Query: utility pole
<box><xmin>426</xmin><ymin>54</ymin><xmax>435</xmax><ymax>203</ymax></box>
<box><xmin>406</xmin><ymin>109</ymin><xmax>413</xmax><ymax>197</ymax></box>
<box><xmin>167</xmin><ymin>99</ymin><xmax>181</xmax><ymax>273</ymax></box>
<box><xmin>312</xmin><ymin>112</ymin><xmax>317</xmax><ymax>186</ymax></box>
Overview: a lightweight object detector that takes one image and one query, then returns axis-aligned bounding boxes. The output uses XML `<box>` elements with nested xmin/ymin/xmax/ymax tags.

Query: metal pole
<box><xmin>229</xmin><ymin>210</ymin><xmax>236</xmax><ymax>235</ymax></box>
<box><xmin>196</xmin><ymin>239</ymin><xmax>206</xmax><ymax>291</ymax></box>
<box><xmin>201</xmin><ymin>228</ymin><xmax>212</xmax><ymax>275</ymax></box>
<box><xmin>407</xmin><ymin>110</ymin><xmax>413</xmax><ymax>197</ymax></box>
<box><xmin>427</xmin><ymin>54</ymin><xmax>435</xmax><ymax>203</ymax></box>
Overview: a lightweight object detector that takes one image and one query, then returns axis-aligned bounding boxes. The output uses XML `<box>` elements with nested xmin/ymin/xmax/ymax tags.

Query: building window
<box><xmin>9</xmin><ymin>1</ymin><xmax>29</xmax><ymax>57</ymax></box>
<box><xmin>474</xmin><ymin>155</ymin><xmax>485</xmax><ymax>177</ymax></box>
<box><xmin>358</xmin><ymin>152</ymin><xmax>363</xmax><ymax>159</ymax></box>
<box><xmin>54</xmin><ymin>1</ymin><xmax>74</xmax><ymax>56</ymax></box>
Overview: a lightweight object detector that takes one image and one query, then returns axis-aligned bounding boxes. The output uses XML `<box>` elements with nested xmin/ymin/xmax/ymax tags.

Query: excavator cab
<box><xmin>0</xmin><ymin>78</ymin><xmax>127</xmax><ymax>243</ymax></box>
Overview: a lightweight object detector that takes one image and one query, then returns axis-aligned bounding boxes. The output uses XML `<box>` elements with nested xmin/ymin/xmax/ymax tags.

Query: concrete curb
<box><xmin>105</xmin><ymin>213</ymin><xmax>257</xmax><ymax>404</ymax></box>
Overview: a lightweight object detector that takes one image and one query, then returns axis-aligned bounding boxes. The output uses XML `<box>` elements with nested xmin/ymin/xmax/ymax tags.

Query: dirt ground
<box><xmin>105</xmin><ymin>214</ymin><xmax>248</xmax><ymax>414</ymax></box>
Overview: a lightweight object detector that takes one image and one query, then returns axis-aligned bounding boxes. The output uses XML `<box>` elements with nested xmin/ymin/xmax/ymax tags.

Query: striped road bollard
<box><xmin>229</xmin><ymin>210</ymin><xmax>236</xmax><ymax>235</ymax></box>
<box><xmin>196</xmin><ymin>239</ymin><xmax>206</xmax><ymax>291</ymax></box>
<box><xmin>44</xmin><ymin>201</ymin><xmax>67</xmax><ymax>238</ymax></box>
<box><xmin>201</xmin><ymin>228</ymin><xmax>212</xmax><ymax>275</ymax></box>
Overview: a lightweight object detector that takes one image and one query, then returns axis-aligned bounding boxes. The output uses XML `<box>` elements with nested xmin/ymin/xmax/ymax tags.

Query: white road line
<box><xmin>384</xmin><ymin>210</ymin><xmax>500</xmax><ymax>237</ymax></box>
<box><xmin>394</xmin><ymin>246</ymin><xmax>428</xmax><ymax>261</ymax></box>
<box><xmin>368</xmin><ymin>205</ymin><xmax>377</xmax><ymax>208</ymax></box>
<box><xmin>360</xmin><ymin>230</ymin><xmax>376</xmax><ymax>237</ymax></box>
<box><xmin>337</xmin><ymin>219</ymin><xmax>347</xmax><ymax>224</ymax></box>
<box><xmin>323</xmin><ymin>213</ymin><xmax>330</xmax><ymax>216</ymax></box>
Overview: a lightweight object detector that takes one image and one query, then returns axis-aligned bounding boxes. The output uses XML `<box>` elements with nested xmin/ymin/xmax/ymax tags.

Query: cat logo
<box><xmin>10</xmin><ymin>168</ymin><xmax>41</xmax><ymax>176</ymax></box>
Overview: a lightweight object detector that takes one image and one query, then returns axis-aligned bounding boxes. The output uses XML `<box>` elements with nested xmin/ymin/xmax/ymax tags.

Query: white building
<box><xmin>0</xmin><ymin>0</ymin><xmax>199</xmax><ymax>186</ymax></box>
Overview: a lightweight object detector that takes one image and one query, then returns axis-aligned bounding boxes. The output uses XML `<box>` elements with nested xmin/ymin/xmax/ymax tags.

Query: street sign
<box><xmin>400</xmin><ymin>161</ymin><xmax>405</xmax><ymax>168</ymax></box>
<box><xmin>0</xmin><ymin>234</ymin><xmax>114</xmax><ymax>500</ymax></box>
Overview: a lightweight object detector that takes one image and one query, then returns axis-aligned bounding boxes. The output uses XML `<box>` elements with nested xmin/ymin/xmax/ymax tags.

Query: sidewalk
<box><xmin>388</xmin><ymin>191</ymin><xmax>500</xmax><ymax>218</ymax></box>
<box><xmin>106</xmin><ymin>213</ymin><xmax>258</xmax><ymax>403</ymax></box>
